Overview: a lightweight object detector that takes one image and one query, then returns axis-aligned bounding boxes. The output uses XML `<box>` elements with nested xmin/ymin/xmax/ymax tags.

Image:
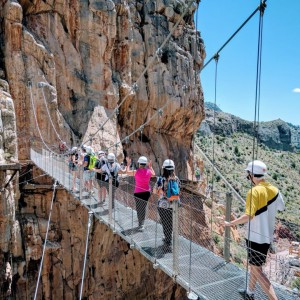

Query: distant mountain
<box><xmin>199</xmin><ymin>107</ymin><xmax>300</xmax><ymax>151</ymax></box>
<box><xmin>204</xmin><ymin>102</ymin><xmax>222</xmax><ymax>112</ymax></box>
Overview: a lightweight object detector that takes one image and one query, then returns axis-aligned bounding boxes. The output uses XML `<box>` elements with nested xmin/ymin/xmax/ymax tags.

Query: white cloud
<box><xmin>292</xmin><ymin>88</ymin><xmax>300</xmax><ymax>93</ymax></box>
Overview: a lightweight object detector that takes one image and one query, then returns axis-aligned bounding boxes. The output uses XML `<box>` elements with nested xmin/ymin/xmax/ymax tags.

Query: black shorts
<box><xmin>246</xmin><ymin>239</ymin><xmax>270</xmax><ymax>266</ymax></box>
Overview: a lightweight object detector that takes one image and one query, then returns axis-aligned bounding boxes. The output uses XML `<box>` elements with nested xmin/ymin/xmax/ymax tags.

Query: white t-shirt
<box><xmin>101</xmin><ymin>162</ymin><xmax>122</xmax><ymax>181</ymax></box>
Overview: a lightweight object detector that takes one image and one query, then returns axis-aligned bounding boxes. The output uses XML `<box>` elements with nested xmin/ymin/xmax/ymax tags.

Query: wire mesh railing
<box><xmin>30</xmin><ymin>148</ymin><xmax>300</xmax><ymax>300</ymax></box>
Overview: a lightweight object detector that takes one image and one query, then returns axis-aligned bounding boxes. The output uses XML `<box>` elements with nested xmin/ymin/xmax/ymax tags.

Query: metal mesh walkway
<box><xmin>29</xmin><ymin>148</ymin><xmax>299</xmax><ymax>300</ymax></box>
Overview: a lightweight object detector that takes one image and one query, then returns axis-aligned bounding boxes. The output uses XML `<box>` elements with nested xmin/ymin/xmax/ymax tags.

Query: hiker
<box><xmin>223</xmin><ymin>160</ymin><xmax>285</xmax><ymax>300</ymax></box>
<box><xmin>154</xmin><ymin>159</ymin><xmax>180</xmax><ymax>253</ymax></box>
<box><xmin>126</xmin><ymin>156</ymin><xmax>155</xmax><ymax>231</ymax></box>
<box><xmin>68</xmin><ymin>147</ymin><xmax>79</xmax><ymax>192</ymax></box>
<box><xmin>59</xmin><ymin>141</ymin><xmax>67</xmax><ymax>154</ymax></box>
<box><xmin>83</xmin><ymin>146</ymin><xmax>96</xmax><ymax>193</ymax></box>
<box><xmin>100</xmin><ymin>153</ymin><xmax>126</xmax><ymax>208</ymax></box>
<box><xmin>93</xmin><ymin>150</ymin><xmax>108</xmax><ymax>204</ymax></box>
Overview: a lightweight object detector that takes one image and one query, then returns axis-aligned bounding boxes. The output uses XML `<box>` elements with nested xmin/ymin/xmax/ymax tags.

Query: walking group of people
<box><xmin>68</xmin><ymin>146</ymin><xmax>284</xmax><ymax>299</ymax></box>
<box><xmin>67</xmin><ymin>145</ymin><xmax>181</xmax><ymax>252</ymax></box>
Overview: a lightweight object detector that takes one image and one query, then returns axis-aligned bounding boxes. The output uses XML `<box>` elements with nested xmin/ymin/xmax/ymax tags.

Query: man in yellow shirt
<box><xmin>224</xmin><ymin>160</ymin><xmax>285</xmax><ymax>300</ymax></box>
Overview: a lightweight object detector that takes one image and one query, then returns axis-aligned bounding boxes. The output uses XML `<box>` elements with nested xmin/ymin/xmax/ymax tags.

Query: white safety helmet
<box><xmin>162</xmin><ymin>159</ymin><xmax>175</xmax><ymax>170</ymax></box>
<box><xmin>137</xmin><ymin>156</ymin><xmax>148</xmax><ymax>165</ymax></box>
<box><xmin>107</xmin><ymin>153</ymin><xmax>115</xmax><ymax>163</ymax></box>
<box><xmin>245</xmin><ymin>160</ymin><xmax>267</xmax><ymax>176</ymax></box>
<box><xmin>85</xmin><ymin>146</ymin><xmax>92</xmax><ymax>154</ymax></box>
<box><xmin>71</xmin><ymin>147</ymin><xmax>77</xmax><ymax>153</ymax></box>
<box><xmin>98</xmin><ymin>150</ymin><xmax>105</xmax><ymax>156</ymax></box>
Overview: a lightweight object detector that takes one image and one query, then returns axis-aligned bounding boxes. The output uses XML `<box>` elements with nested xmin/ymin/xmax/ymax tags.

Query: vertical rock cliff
<box><xmin>0</xmin><ymin>0</ymin><xmax>205</xmax><ymax>298</ymax></box>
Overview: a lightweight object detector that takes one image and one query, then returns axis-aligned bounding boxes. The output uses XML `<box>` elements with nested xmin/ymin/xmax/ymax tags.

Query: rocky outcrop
<box><xmin>200</xmin><ymin>108</ymin><xmax>293</xmax><ymax>151</ymax></box>
<box><xmin>0</xmin><ymin>82</ymin><xmax>22</xmax><ymax>297</ymax></box>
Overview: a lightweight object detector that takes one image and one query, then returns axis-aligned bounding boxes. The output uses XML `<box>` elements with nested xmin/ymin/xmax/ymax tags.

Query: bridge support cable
<box><xmin>29</xmin><ymin>82</ymin><xmax>58</xmax><ymax>155</ymax></box>
<box><xmin>194</xmin><ymin>144</ymin><xmax>245</xmax><ymax>204</ymax></box>
<box><xmin>33</xmin><ymin>180</ymin><xmax>58</xmax><ymax>300</ymax></box>
<box><xmin>201</xmin><ymin>0</ymin><xmax>267</xmax><ymax>72</ymax></box>
<box><xmin>245</xmin><ymin>1</ymin><xmax>266</xmax><ymax>297</ymax></box>
<box><xmin>79</xmin><ymin>211</ymin><xmax>94</xmax><ymax>300</ymax></box>
<box><xmin>38</xmin><ymin>83</ymin><xmax>69</xmax><ymax>149</ymax></box>
<box><xmin>252</xmin><ymin>1</ymin><xmax>265</xmax><ymax>159</ymax></box>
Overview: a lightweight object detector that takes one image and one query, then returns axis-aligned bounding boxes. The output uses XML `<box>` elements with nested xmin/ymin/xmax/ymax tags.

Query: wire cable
<box><xmin>201</xmin><ymin>0</ymin><xmax>267</xmax><ymax>72</ymax></box>
<box><xmin>33</xmin><ymin>180</ymin><xmax>58</xmax><ymax>300</ymax></box>
<box><xmin>39</xmin><ymin>84</ymin><xmax>69</xmax><ymax>149</ymax></box>
<box><xmin>79</xmin><ymin>211</ymin><xmax>94</xmax><ymax>300</ymax></box>
<box><xmin>246</xmin><ymin>1</ymin><xmax>266</xmax><ymax>296</ymax></box>
<box><xmin>29</xmin><ymin>83</ymin><xmax>60</xmax><ymax>155</ymax></box>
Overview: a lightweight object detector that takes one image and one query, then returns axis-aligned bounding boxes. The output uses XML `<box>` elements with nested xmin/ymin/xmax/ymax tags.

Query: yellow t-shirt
<box><xmin>245</xmin><ymin>182</ymin><xmax>285</xmax><ymax>244</ymax></box>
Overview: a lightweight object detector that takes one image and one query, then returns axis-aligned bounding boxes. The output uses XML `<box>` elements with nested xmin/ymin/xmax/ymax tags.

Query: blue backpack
<box><xmin>166</xmin><ymin>179</ymin><xmax>179</xmax><ymax>200</ymax></box>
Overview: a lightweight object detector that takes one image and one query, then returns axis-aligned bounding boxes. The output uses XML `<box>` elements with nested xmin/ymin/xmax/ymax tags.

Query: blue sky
<box><xmin>196</xmin><ymin>0</ymin><xmax>300</xmax><ymax>125</ymax></box>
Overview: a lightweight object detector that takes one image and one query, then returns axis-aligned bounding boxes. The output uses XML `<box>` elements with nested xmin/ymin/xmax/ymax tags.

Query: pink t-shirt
<box><xmin>134</xmin><ymin>168</ymin><xmax>152</xmax><ymax>193</ymax></box>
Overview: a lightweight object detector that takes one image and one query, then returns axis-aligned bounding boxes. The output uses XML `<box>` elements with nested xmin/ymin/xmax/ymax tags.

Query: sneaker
<box><xmin>238</xmin><ymin>289</ymin><xmax>255</xmax><ymax>300</ymax></box>
<box><xmin>137</xmin><ymin>225</ymin><xmax>145</xmax><ymax>232</ymax></box>
<box><xmin>162</xmin><ymin>243</ymin><xmax>172</xmax><ymax>253</ymax></box>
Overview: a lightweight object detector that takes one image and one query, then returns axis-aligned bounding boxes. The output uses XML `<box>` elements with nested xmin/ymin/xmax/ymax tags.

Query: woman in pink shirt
<box><xmin>126</xmin><ymin>156</ymin><xmax>155</xmax><ymax>230</ymax></box>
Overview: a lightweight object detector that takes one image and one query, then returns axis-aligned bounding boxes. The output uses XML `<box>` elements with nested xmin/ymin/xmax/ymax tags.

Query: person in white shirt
<box><xmin>223</xmin><ymin>160</ymin><xmax>285</xmax><ymax>300</ymax></box>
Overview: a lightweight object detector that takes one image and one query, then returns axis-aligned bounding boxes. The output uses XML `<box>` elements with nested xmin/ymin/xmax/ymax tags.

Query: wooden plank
<box><xmin>0</xmin><ymin>163</ymin><xmax>21</xmax><ymax>170</ymax></box>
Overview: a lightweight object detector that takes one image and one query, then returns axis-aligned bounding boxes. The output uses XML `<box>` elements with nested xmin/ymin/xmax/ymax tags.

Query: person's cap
<box><xmin>98</xmin><ymin>150</ymin><xmax>105</xmax><ymax>156</ymax></box>
<box><xmin>85</xmin><ymin>146</ymin><xmax>92</xmax><ymax>154</ymax></box>
<box><xmin>137</xmin><ymin>156</ymin><xmax>148</xmax><ymax>165</ymax></box>
<box><xmin>107</xmin><ymin>153</ymin><xmax>115</xmax><ymax>162</ymax></box>
<box><xmin>162</xmin><ymin>159</ymin><xmax>175</xmax><ymax>170</ymax></box>
<box><xmin>245</xmin><ymin>160</ymin><xmax>267</xmax><ymax>176</ymax></box>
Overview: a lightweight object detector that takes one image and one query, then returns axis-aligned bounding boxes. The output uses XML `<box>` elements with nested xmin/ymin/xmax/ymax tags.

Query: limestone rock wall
<box><xmin>0</xmin><ymin>82</ymin><xmax>22</xmax><ymax>297</ymax></box>
<box><xmin>1</xmin><ymin>0</ymin><xmax>205</xmax><ymax>175</ymax></box>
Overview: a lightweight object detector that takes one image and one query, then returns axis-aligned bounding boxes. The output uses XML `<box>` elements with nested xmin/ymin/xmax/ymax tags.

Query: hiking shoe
<box><xmin>137</xmin><ymin>225</ymin><xmax>145</xmax><ymax>232</ymax></box>
<box><xmin>162</xmin><ymin>243</ymin><xmax>172</xmax><ymax>253</ymax></box>
<box><xmin>238</xmin><ymin>289</ymin><xmax>255</xmax><ymax>300</ymax></box>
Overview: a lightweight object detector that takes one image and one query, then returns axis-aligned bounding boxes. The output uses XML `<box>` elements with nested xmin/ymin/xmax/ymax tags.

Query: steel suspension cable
<box><xmin>201</xmin><ymin>0</ymin><xmax>267</xmax><ymax>72</ymax></box>
<box><xmin>82</xmin><ymin>0</ymin><xmax>197</xmax><ymax>145</ymax></box>
<box><xmin>33</xmin><ymin>180</ymin><xmax>58</xmax><ymax>300</ymax></box>
<box><xmin>29</xmin><ymin>83</ymin><xmax>59</xmax><ymax>155</ymax></box>
<box><xmin>39</xmin><ymin>84</ymin><xmax>69</xmax><ymax>148</ymax></box>
<box><xmin>246</xmin><ymin>1</ymin><xmax>266</xmax><ymax>295</ymax></box>
<box><xmin>254</xmin><ymin>3</ymin><xmax>265</xmax><ymax>158</ymax></box>
<box><xmin>79</xmin><ymin>211</ymin><xmax>94</xmax><ymax>300</ymax></box>
<box><xmin>209</xmin><ymin>55</ymin><xmax>219</xmax><ymax>236</ymax></box>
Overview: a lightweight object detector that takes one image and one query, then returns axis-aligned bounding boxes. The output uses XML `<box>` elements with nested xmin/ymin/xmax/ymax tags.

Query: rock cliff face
<box><xmin>1</xmin><ymin>0</ymin><xmax>205</xmax><ymax>176</ymax></box>
<box><xmin>0</xmin><ymin>0</ymin><xmax>205</xmax><ymax>298</ymax></box>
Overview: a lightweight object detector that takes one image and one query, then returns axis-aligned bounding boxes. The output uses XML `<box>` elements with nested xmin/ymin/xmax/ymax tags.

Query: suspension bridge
<box><xmin>29</xmin><ymin>148</ymin><xmax>298</xmax><ymax>300</ymax></box>
<box><xmin>18</xmin><ymin>0</ymin><xmax>300</xmax><ymax>299</ymax></box>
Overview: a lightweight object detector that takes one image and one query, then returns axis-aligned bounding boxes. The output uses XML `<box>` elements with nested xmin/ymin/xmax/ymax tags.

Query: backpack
<box><xmin>166</xmin><ymin>179</ymin><xmax>179</xmax><ymax>201</ymax></box>
<box><xmin>95</xmin><ymin>157</ymin><xmax>107</xmax><ymax>169</ymax></box>
<box><xmin>88</xmin><ymin>154</ymin><xmax>97</xmax><ymax>170</ymax></box>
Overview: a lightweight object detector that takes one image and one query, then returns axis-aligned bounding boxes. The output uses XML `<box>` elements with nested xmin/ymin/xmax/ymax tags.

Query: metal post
<box><xmin>108</xmin><ymin>177</ymin><xmax>113</xmax><ymax>224</ymax></box>
<box><xmin>79</xmin><ymin>168</ymin><xmax>83</xmax><ymax>200</ymax></box>
<box><xmin>224</xmin><ymin>192</ymin><xmax>232</xmax><ymax>262</ymax></box>
<box><xmin>172</xmin><ymin>200</ymin><xmax>179</xmax><ymax>277</ymax></box>
<box><xmin>51</xmin><ymin>152</ymin><xmax>54</xmax><ymax>178</ymax></box>
<box><xmin>42</xmin><ymin>148</ymin><xmax>45</xmax><ymax>170</ymax></box>
<box><xmin>79</xmin><ymin>211</ymin><xmax>93</xmax><ymax>300</ymax></box>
